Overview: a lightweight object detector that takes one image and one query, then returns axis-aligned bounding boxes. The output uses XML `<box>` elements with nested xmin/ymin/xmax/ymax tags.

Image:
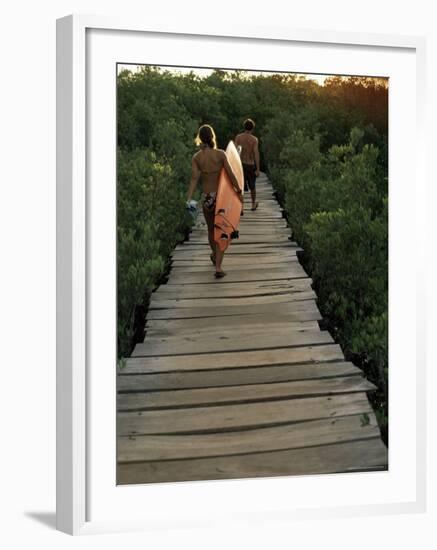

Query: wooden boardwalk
<box><xmin>117</xmin><ymin>173</ymin><xmax>388</xmax><ymax>484</ymax></box>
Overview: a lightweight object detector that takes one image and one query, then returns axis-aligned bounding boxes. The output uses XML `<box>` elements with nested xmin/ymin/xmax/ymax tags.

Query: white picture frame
<box><xmin>56</xmin><ymin>14</ymin><xmax>427</xmax><ymax>535</ymax></box>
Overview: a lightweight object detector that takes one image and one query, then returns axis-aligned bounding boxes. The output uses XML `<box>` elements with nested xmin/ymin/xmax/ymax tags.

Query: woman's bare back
<box><xmin>192</xmin><ymin>147</ymin><xmax>234</xmax><ymax>193</ymax></box>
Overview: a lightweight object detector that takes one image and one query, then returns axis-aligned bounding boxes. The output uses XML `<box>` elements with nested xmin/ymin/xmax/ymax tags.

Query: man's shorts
<box><xmin>242</xmin><ymin>163</ymin><xmax>257</xmax><ymax>191</ymax></box>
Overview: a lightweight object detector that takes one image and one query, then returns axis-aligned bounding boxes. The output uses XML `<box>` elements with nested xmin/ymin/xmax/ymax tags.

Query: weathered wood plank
<box><xmin>117</xmin><ymin>375</ymin><xmax>376</xmax><ymax>411</ymax></box>
<box><xmin>146</xmin><ymin>322</ymin><xmax>320</xmax><ymax>342</ymax></box>
<box><xmin>175</xmin><ymin>241</ymin><xmax>295</xmax><ymax>251</ymax></box>
<box><xmin>153</xmin><ymin>279</ymin><xmax>312</xmax><ymax>299</ymax></box>
<box><xmin>170</xmin><ymin>262</ymin><xmax>297</xmax><ymax>273</ymax></box>
<box><xmin>190</xmin><ymin>235</ymin><xmax>291</xmax><ymax>243</ymax></box>
<box><xmin>117</xmin><ymin>361</ymin><xmax>362</xmax><ymax>392</ymax></box>
<box><xmin>117</xmin><ymin>393</ymin><xmax>373</xmax><ymax>436</ymax></box>
<box><xmin>168</xmin><ymin>262</ymin><xmax>306</xmax><ymax>276</ymax></box>
<box><xmin>117</xmin><ymin>438</ymin><xmax>388</xmax><ymax>483</ymax></box>
<box><xmin>145</xmin><ymin>310</ymin><xmax>322</xmax><ymax>332</ymax></box>
<box><xmin>132</xmin><ymin>329</ymin><xmax>333</xmax><ymax>357</ymax></box>
<box><xmin>172</xmin><ymin>253</ymin><xmax>298</xmax><ymax>265</ymax></box>
<box><xmin>124</xmin><ymin>344</ymin><xmax>345</xmax><ymax>374</ymax></box>
<box><xmin>238</xmin><ymin>219</ymin><xmax>288</xmax><ymax>225</ymax></box>
<box><xmin>148</xmin><ymin>290</ymin><xmax>315</xmax><ymax>310</ymax></box>
<box><xmin>146</xmin><ymin>300</ymin><xmax>317</xmax><ymax>320</ymax></box>
<box><xmin>189</xmin><ymin>229</ymin><xmax>289</xmax><ymax>237</ymax></box>
<box><xmin>156</xmin><ymin>278</ymin><xmax>311</xmax><ymax>292</ymax></box>
<box><xmin>167</xmin><ymin>268</ymin><xmax>308</xmax><ymax>286</ymax></box>
<box><xmin>146</xmin><ymin>318</ymin><xmax>320</xmax><ymax>337</ymax></box>
<box><xmin>188</xmin><ymin>235</ymin><xmax>291</xmax><ymax>244</ymax></box>
<box><xmin>172</xmin><ymin>243</ymin><xmax>300</xmax><ymax>254</ymax></box>
<box><xmin>171</xmin><ymin>259</ymin><xmax>298</xmax><ymax>268</ymax></box>
<box><xmin>240</xmin><ymin>210</ymin><xmax>282</xmax><ymax>214</ymax></box>
<box><xmin>243</xmin><ymin>204</ymin><xmax>280</xmax><ymax>210</ymax></box>
<box><xmin>171</xmin><ymin>249</ymin><xmax>301</xmax><ymax>259</ymax></box>
<box><xmin>117</xmin><ymin>413</ymin><xmax>380</xmax><ymax>462</ymax></box>
<box><xmin>147</xmin><ymin>297</ymin><xmax>319</xmax><ymax>319</ymax></box>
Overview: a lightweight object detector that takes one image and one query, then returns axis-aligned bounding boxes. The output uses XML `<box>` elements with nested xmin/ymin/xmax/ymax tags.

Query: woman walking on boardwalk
<box><xmin>187</xmin><ymin>124</ymin><xmax>242</xmax><ymax>279</ymax></box>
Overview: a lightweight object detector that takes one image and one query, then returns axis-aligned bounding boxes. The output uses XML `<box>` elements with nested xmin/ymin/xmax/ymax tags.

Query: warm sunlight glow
<box><xmin>118</xmin><ymin>64</ymin><xmax>332</xmax><ymax>85</ymax></box>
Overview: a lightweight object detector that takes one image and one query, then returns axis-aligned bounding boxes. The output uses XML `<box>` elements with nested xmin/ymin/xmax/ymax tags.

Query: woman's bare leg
<box><xmin>203</xmin><ymin>202</ymin><xmax>225</xmax><ymax>275</ymax></box>
<box><xmin>207</xmin><ymin>229</ymin><xmax>216</xmax><ymax>256</ymax></box>
<box><xmin>215</xmin><ymin>246</ymin><xmax>225</xmax><ymax>273</ymax></box>
<box><xmin>203</xmin><ymin>205</ymin><xmax>216</xmax><ymax>258</ymax></box>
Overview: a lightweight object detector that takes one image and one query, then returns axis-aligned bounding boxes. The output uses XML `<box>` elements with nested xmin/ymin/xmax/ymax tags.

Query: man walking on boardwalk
<box><xmin>235</xmin><ymin>118</ymin><xmax>260</xmax><ymax>211</ymax></box>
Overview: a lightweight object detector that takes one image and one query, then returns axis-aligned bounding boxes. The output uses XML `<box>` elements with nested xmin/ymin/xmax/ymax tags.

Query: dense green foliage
<box><xmin>117</xmin><ymin>67</ymin><xmax>388</xmax><ymax>436</ymax></box>
<box><xmin>260</xmin><ymin>83</ymin><xmax>388</xmax><ymax>436</ymax></box>
<box><xmin>117</xmin><ymin>149</ymin><xmax>191</xmax><ymax>354</ymax></box>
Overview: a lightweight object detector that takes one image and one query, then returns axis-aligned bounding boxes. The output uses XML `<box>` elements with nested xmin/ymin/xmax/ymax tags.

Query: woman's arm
<box><xmin>187</xmin><ymin>157</ymin><xmax>201</xmax><ymax>201</ymax></box>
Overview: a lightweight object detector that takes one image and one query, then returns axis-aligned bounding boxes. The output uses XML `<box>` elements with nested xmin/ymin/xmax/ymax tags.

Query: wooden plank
<box><xmin>117</xmin><ymin>376</ymin><xmax>376</xmax><ymax>411</ymax></box>
<box><xmin>188</xmin><ymin>233</ymin><xmax>289</xmax><ymax>242</ymax></box>
<box><xmin>132</xmin><ymin>329</ymin><xmax>333</xmax><ymax>357</ymax></box>
<box><xmin>238</xmin><ymin>219</ymin><xmax>287</xmax><ymax>225</ymax></box>
<box><xmin>148</xmin><ymin>290</ymin><xmax>316</xmax><ymax>310</ymax></box>
<box><xmin>238</xmin><ymin>211</ymin><xmax>283</xmax><ymax>216</ymax></box>
<box><xmin>171</xmin><ymin>250</ymin><xmax>297</xmax><ymax>258</ymax></box>
<box><xmin>196</xmin><ymin>227</ymin><xmax>290</xmax><ymax>235</ymax></box>
<box><xmin>117</xmin><ymin>361</ymin><xmax>362</xmax><ymax>392</ymax></box>
<box><xmin>242</xmin><ymin>195</ymin><xmax>277</xmax><ymax>200</ymax></box>
<box><xmin>171</xmin><ymin>249</ymin><xmax>301</xmax><ymax>260</ymax></box>
<box><xmin>117</xmin><ymin>438</ymin><xmax>388</xmax><ymax>484</ymax></box>
<box><xmin>156</xmin><ymin>278</ymin><xmax>311</xmax><ymax>292</ymax></box>
<box><xmin>171</xmin><ymin>247</ymin><xmax>302</xmax><ymax>258</ymax></box>
<box><xmin>147</xmin><ymin>296</ymin><xmax>318</xmax><ymax>319</ymax></box>
<box><xmin>235</xmin><ymin>213</ymin><xmax>283</xmax><ymax>220</ymax></box>
<box><xmin>166</xmin><ymin>267</ymin><xmax>308</xmax><ymax>285</ymax></box>
<box><xmin>170</xmin><ymin>262</ymin><xmax>297</xmax><ymax>273</ymax></box>
<box><xmin>171</xmin><ymin>259</ymin><xmax>299</xmax><ymax>269</ymax></box>
<box><xmin>172</xmin><ymin>253</ymin><xmax>299</xmax><ymax>264</ymax></box>
<box><xmin>188</xmin><ymin>237</ymin><xmax>291</xmax><ymax>245</ymax></box>
<box><xmin>243</xmin><ymin>193</ymin><xmax>277</xmax><ymax>197</ymax></box>
<box><xmin>221</xmin><ymin>215</ymin><xmax>284</xmax><ymax>221</ymax></box>
<box><xmin>167</xmin><ymin>265</ymin><xmax>307</xmax><ymax>279</ymax></box>
<box><xmin>240</xmin><ymin>204</ymin><xmax>279</xmax><ymax>209</ymax></box>
<box><xmin>240</xmin><ymin>207</ymin><xmax>281</xmax><ymax>212</ymax></box>
<box><xmin>173</xmin><ymin>242</ymin><xmax>299</xmax><ymax>253</ymax></box>
<box><xmin>153</xmin><ymin>279</ymin><xmax>312</xmax><ymax>299</ymax></box>
<box><xmin>176</xmin><ymin>240</ymin><xmax>294</xmax><ymax>249</ymax></box>
<box><xmin>192</xmin><ymin>230</ymin><xmax>291</xmax><ymax>238</ymax></box>
<box><xmin>117</xmin><ymin>413</ymin><xmax>380</xmax><ymax>462</ymax></box>
<box><xmin>241</xmin><ymin>202</ymin><xmax>278</xmax><ymax>206</ymax></box>
<box><xmin>145</xmin><ymin>309</ymin><xmax>322</xmax><ymax>331</ymax></box>
<box><xmin>146</xmin><ymin>321</ymin><xmax>320</xmax><ymax>340</ymax></box>
<box><xmin>188</xmin><ymin>235</ymin><xmax>291</xmax><ymax>244</ymax></box>
<box><xmin>146</xmin><ymin>317</ymin><xmax>320</xmax><ymax>336</ymax></box>
<box><xmin>124</xmin><ymin>344</ymin><xmax>345</xmax><ymax>374</ymax></box>
<box><xmin>194</xmin><ymin>227</ymin><xmax>286</xmax><ymax>236</ymax></box>
<box><xmin>239</xmin><ymin>205</ymin><xmax>282</xmax><ymax>210</ymax></box>
<box><xmin>117</xmin><ymin>393</ymin><xmax>373</xmax><ymax>436</ymax></box>
<box><xmin>171</xmin><ymin>258</ymin><xmax>298</xmax><ymax>267</ymax></box>
<box><xmin>242</xmin><ymin>196</ymin><xmax>276</xmax><ymax>200</ymax></box>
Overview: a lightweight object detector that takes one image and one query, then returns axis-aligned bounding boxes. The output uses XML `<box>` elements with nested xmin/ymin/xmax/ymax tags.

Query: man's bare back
<box><xmin>235</xmin><ymin>132</ymin><xmax>259</xmax><ymax>167</ymax></box>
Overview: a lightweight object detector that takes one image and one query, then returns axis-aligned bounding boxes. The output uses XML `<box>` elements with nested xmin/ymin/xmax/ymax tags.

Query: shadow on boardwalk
<box><xmin>116</xmin><ymin>173</ymin><xmax>388</xmax><ymax>484</ymax></box>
